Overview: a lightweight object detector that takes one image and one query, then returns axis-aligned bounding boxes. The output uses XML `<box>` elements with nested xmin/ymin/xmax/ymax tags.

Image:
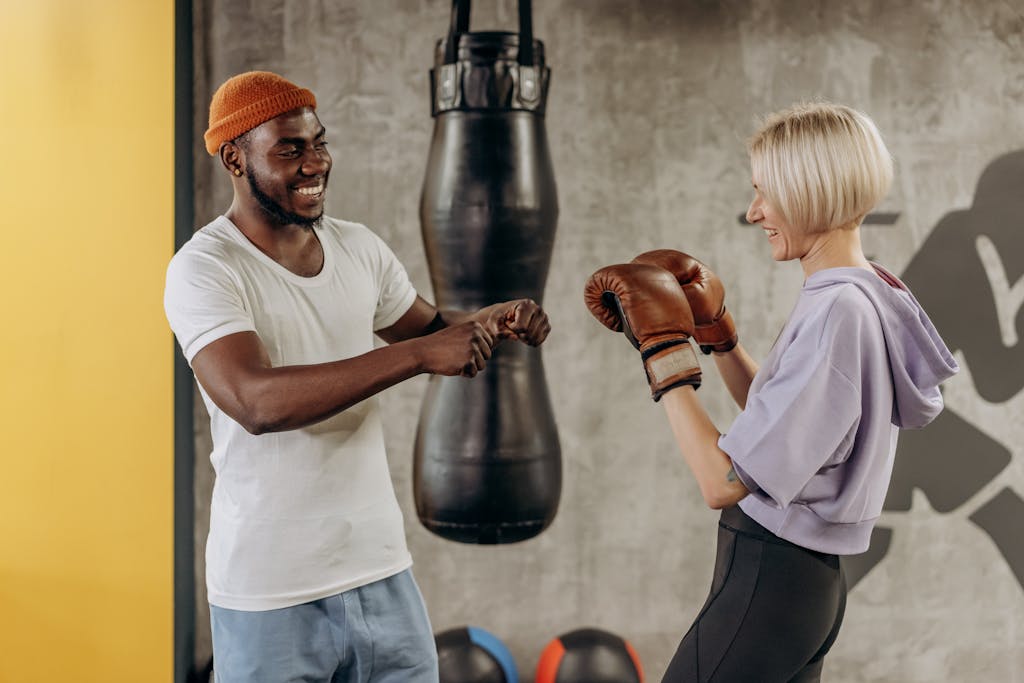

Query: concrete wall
<box><xmin>191</xmin><ymin>1</ymin><xmax>1024</xmax><ymax>680</ymax></box>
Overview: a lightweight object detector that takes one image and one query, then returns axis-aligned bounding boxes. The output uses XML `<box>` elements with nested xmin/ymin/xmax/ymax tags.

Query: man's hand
<box><xmin>414</xmin><ymin>321</ymin><xmax>496</xmax><ymax>378</ymax></box>
<box><xmin>483</xmin><ymin>299</ymin><xmax>551</xmax><ymax>346</ymax></box>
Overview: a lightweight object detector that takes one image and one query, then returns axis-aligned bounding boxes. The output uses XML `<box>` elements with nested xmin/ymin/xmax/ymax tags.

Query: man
<box><xmin>164</xmin><ymin>70</ymin><xmax>550</xmax><ymax>682</ymax></box>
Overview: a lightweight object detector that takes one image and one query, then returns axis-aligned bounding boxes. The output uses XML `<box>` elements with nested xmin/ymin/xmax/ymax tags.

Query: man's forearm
<box><xmin>213</xmin><ymin>339</ymin><xmax>427</xmax><ymax>435</ymax></box>
<box><xmin>436</xmin><ymin>304</ymin><xmax>500</xmax><ymax>328</ymax></box>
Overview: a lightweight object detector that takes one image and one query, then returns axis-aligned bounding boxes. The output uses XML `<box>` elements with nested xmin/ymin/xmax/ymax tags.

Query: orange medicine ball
<box><xmin>535</xmin><ymin>628</ymin><xmax>643</xmax><ymax>683</ymax></box>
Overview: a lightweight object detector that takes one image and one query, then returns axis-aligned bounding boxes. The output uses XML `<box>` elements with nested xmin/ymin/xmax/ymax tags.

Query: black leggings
<box><xmin>662</xmin><ymin>506</ymin><xmax>847</xmax><ymax>683</ymax></box>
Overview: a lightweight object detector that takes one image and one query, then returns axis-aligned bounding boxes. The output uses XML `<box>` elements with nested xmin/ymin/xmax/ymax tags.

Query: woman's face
<box><xmin>745</xmin><ymin>178</ymin><xmax>813</xmax><ymax>262</ymax></box>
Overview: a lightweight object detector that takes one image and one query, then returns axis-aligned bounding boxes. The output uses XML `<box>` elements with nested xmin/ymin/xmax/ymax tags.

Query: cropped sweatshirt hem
<box><xmin>738</xmin><ymin>498</ymin><xmax>873</xmax><ymax>555</ymax></box>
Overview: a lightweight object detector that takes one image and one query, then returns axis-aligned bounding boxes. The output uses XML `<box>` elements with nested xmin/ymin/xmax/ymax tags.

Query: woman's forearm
<box><xmin>662</xmin><ymin>385</ymin><xmax>749</xmax><ymax>509</ymax></box>
<box><xmin>712</xmin><ymin>342</ymin><xmax>760</xmax><ymax>409</ymax></box>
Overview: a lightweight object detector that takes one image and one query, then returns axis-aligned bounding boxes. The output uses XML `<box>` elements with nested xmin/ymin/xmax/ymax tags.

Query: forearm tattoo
<box><xmin>726</xmin><ymin>466</ymin><xmax>738</xmax><ymax>483</ymax></box>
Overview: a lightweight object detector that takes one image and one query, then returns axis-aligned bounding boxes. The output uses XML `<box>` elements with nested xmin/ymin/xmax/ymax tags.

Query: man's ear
<box><xmin>220</xmin><ymin>141</ymin><xmax>243</xmax><ymax>177</ymax></box>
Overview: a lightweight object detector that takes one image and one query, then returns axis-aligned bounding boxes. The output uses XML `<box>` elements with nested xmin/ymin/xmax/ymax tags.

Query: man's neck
<box><xmin>225</xmin><ymin>201</ymin><xmax>324</xmax><ymax>277</ymax></box>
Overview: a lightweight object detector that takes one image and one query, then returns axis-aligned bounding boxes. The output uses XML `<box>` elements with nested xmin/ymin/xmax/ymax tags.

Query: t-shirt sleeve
<box><xmin>370</xmin><ymin>233</ymin><xmax>417</xmax><ymax>331</ymax></box>
<box><xmin>163</xmin><ymin>249</ymin><xmax>255</xmax><ymax>363</ymax></box>
<box><xmin>719</xmin><ymin>329</ymin><xmax>862</xmax><ymax>509</ymax></box>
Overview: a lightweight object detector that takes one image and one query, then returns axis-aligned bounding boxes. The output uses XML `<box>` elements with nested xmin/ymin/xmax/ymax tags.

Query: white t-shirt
<box><xmin>164</xmin><ymin>215</ymin><xmax>418</xmax><ymax>611</ymax></box>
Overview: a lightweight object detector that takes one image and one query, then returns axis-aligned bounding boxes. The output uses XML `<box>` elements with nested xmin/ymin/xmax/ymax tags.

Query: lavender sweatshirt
<box><xmin>720</xmin><ymin>264</ymin><xmax>958</xmax><ymax>554</ymax></box>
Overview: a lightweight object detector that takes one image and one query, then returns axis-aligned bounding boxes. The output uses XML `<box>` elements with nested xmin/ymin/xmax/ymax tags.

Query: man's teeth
<box><xmin>765</xmin><ymin>228</ymin><xmax>778</xmax><ymax>237</ymax></box>
<box><xmin>296</xmin><ymin>185</ymin><xmax>324</xmax><ymax>196</ymax></box>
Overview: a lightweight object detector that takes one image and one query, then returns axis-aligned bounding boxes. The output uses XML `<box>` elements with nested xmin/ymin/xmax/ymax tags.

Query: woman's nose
<box><xmin>746</xmin><ymin>198</ymin><xmax>763</xmax><ymax>224</ymax></box>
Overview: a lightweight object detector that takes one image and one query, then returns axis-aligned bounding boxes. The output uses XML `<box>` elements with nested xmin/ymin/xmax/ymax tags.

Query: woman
<box><xmin>584</xmin><ymin>102</ymin><xmax>958</xmax><ymax>681</ymax></box>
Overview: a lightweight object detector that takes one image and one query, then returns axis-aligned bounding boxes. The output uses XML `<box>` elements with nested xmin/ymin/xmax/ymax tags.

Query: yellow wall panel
<box><xmin>0</xmin><ymin>1</ymin><xmax>175</xmax><ymax>680</ymax></box>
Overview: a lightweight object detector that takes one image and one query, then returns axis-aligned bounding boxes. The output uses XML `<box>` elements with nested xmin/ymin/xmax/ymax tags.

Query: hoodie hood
<box><xmin>803</xmin><ymin>263</ymin><xmax>959</xmax><ymax>428</ymax></box>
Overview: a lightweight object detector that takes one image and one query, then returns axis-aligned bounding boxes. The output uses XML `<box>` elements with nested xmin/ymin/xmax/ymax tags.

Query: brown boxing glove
<box><xmin>584</xmin><ymin>263</ymin><xmax>701</xmax><ymax>400</ymax></box>
<box><xmin>632</xmin><ymin>250</ymin><xmax>738</xmax><ymax>354</ymax></box>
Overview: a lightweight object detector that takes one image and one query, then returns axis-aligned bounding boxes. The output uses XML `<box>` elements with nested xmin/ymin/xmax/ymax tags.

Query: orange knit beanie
<box><xmin>204</xmin><ymin>71</ymin><xmax>317</xmax><ymax>155</ymax></box>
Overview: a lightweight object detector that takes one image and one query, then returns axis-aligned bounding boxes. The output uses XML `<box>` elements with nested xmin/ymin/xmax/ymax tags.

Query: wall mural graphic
<box><xmin>844</xmin><ymin>150</ymin><xmax>1024</xmax><ymax>591</ymax></box>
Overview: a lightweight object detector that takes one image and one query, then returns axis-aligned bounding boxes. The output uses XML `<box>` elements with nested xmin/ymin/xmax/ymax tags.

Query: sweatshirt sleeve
<box><xmin>719</xmin><ymin>325</ymin><xmax>863</xmax><ymax>509</ymax></box>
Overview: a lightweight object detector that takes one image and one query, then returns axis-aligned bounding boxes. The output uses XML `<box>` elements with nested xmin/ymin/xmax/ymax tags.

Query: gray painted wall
<box><xmin>191</xmin><ymin>1</ymin><xmax>1024</xmax><ymax>680</ymax></box>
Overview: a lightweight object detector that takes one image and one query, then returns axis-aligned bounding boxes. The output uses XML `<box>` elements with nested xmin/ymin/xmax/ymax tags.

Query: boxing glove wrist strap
<box><xmin>698</xmin><ymin>338</ymin><xmax>738</xmax><ymax>355</ymax></box>
<box><xmin>652</xmin><ymin>377</ymin><xmax>701</xmax><ymax>401</ymax></box>
<box><xmin>640</xmin><ymin>337</ymin><xmax>693</xmax><ymax>362</ymax></box>
<box><xmin>694</xmin><ymin>314</ymin><xmax>739</xmax><ymax>355</ymax></box>
<box><xmin>641</xmin><ymin>338</ymin><xmax>702</xmax><ymax>400</ymax></box>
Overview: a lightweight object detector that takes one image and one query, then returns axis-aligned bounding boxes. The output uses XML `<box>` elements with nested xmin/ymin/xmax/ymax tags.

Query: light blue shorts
<box><xmin>210</xmin><ymin>569</ymin><xmax>438</xmax><ymax>683</ymax></box>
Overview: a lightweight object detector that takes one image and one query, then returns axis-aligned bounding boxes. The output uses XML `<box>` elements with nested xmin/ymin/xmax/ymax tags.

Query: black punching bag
<box><xmin>415</xmin><ymin>0</ymin><xmax>561</xmax><ymax>544</ymax></box>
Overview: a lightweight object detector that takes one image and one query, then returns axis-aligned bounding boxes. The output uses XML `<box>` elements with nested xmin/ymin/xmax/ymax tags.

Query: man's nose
<box><xmin>301</xmin><ymin>149</ymin><xmax>331</xmax><ymax>175</ymax></box>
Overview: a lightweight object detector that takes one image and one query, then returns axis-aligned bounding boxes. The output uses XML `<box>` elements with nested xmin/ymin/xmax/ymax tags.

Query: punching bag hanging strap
<box><xmin>434</xmin><ymin>0</ymin><xmax>543</xmax><ymax>114</ymax></box>
<box><xmin>442</xmin><ymin>0</ymin><xmax>471</xmax><ymax>65</ymax></box>
<box><xmin>517</xmin><ymin>0</ymin><xmax>534</xmax><ymax>66</ymax></box>
<box><xmin>442</xmin><ymin>0</ymin><xmax>535</xmax><ymax>65</ymax></box>
<box><xmin>514</xmin><ymin>1</ymin><xmax>539</xmax><ymax>104</ymax></box>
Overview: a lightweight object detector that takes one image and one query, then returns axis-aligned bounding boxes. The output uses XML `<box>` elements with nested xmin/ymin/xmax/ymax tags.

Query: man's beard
<box><xmin>246</xmin><ymin>168</ymin><xmax>323</xmax><ymax>229</ymax></box>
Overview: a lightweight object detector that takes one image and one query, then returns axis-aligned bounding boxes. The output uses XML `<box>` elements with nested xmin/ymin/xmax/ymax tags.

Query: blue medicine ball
<box><xmin>436</xmin><ymin>625</ymin><xmax>519</xmax><ymax>683</ymax></box>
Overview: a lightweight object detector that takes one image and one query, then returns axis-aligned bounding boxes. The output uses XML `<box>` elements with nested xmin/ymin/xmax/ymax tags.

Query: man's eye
<box><xmin>280</xmin><ymin>149</ymin><xmax>301</xmax><ymax>158</ymax></box>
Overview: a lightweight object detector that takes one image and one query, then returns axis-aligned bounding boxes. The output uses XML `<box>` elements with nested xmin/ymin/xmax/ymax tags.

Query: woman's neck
<box><xmin>800</xmin><ymin>225</ymin><xmax>873</xmax><ymax>278</ymax></box>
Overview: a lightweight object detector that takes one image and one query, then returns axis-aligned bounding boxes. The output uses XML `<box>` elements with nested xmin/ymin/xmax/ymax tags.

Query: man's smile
<box><xmin>294</xmin><ymin>182</ymin><xmax>325</xmax><ymax>197</ymax></box>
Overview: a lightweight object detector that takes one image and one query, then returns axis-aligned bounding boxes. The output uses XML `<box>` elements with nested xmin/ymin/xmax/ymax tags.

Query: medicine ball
<box><xmin>437</xmin><ymin>625</ymin><xmax>518</xmax><ymax>683</ymax></box>
<box><xmin>535</xmin><ymin>627</ymin><xmax>643</xmax><ymax>683</ymax></box>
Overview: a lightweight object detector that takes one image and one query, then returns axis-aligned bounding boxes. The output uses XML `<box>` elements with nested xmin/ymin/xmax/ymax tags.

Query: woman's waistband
<box><xmin>719</xmin><ymin>505</ymin><xmax>797</xmax><ymax>547</ymax></box>
<box><xmin>719</xmin><ymin>505</ymin><xmax>838</xmax><ymax>562</ymax></box>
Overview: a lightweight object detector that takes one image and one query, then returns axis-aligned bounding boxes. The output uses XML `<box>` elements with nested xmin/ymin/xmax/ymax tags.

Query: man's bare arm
<box><xmin>377</xmin><ymin>296</ymin><xmax>551</xmax><ymax>346</ymax></box>
<box><xmin>192</xmin><ymin>317</ymin><xmax>492</xmax><ymax>435</ymax></box>
<box><xmin>192</xmin><ymin>293</ymin><xmax>550</xmax><ymax>435</ymax></box>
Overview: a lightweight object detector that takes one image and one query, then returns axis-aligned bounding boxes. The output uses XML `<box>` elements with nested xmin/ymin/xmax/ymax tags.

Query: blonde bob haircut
<box><xmin>748</xmin><ymin>102</ymin><xmax>893</xmax><ymax>233</ymax></box>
